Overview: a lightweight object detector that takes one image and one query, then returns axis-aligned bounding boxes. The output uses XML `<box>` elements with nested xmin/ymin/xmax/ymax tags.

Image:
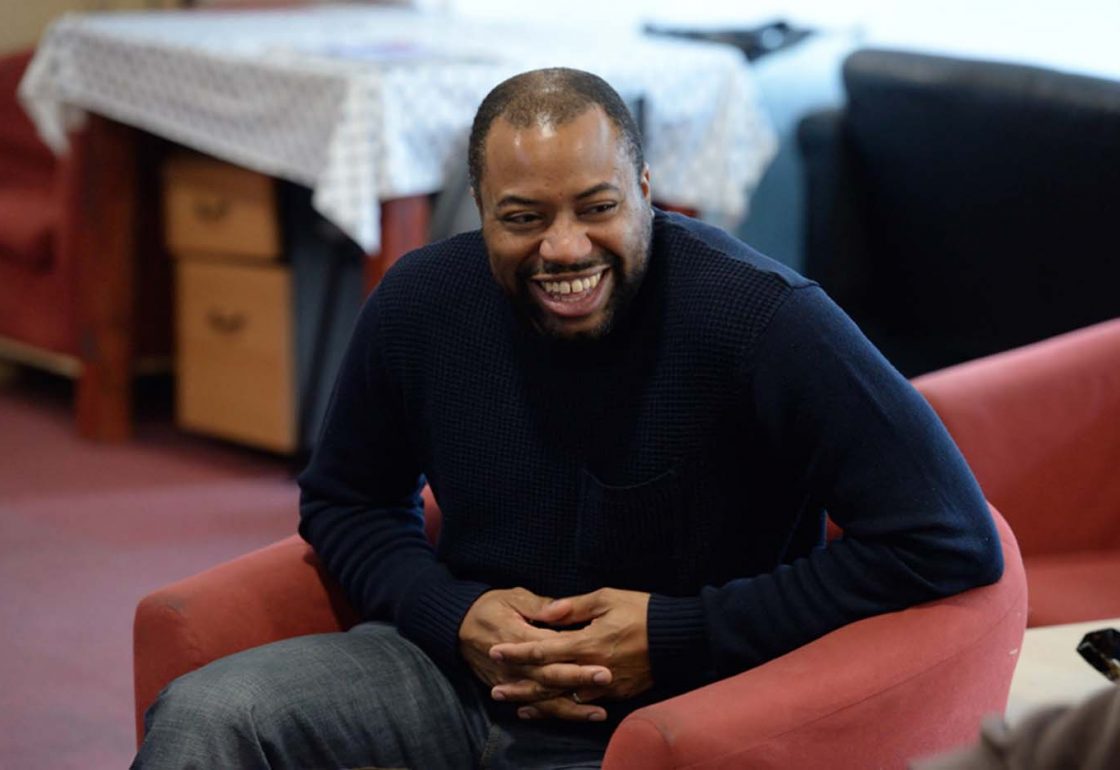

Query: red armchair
<box><xmin>913</xmin><ymin>319</ymin><xmax>1120</xmax><ymax>627</ymax></box>
<box><xmin>0</xmin><ymin>49</ymin><xmax>77</xmax><ymax>364</ymax></box>
<box><xmin>0</xmin><ymin>48</ymin><xmax>170</xmax><ymax>435</ymax></box>
<box><xmin>134</xmin><ymin>487</ymin><xmax>1025</xmax><ymax>768</ymax></box>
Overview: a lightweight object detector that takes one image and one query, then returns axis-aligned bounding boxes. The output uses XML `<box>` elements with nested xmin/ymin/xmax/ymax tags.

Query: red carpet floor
<box><xmin>0</xmin><ymin>369</ymin><xmax>299</xmax><ymax>768</ymax></box>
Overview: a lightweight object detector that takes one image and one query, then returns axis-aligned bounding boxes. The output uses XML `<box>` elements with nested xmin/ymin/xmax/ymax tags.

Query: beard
<box><xmin>511</xmin><ymin>229</ymin><xmax>651</xmax><ymax>343</ymax></box>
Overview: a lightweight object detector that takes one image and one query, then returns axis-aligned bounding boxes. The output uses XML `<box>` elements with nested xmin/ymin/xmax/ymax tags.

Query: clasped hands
<box><xmin>458</xmin><ymin>586</ymin><xmax>652</xmax><ymax>721</ymax></box>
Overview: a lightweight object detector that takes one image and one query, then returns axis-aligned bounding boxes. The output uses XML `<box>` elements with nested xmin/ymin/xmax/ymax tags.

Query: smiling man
<box><xmin>476</xmin><ymin>92</ymin><xmax>652</xmax><ymax>341</ymax></box>
<box><xmin>133</xmin><ymin>68</ymin><xmax>1003</xmax><ymax>770</ymax></box>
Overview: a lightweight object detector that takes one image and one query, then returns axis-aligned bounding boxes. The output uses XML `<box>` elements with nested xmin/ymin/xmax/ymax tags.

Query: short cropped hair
<box><xmin>467</xmin><ymin>68</ymin><xmax>645</xmax><ymax>198</ymax></box>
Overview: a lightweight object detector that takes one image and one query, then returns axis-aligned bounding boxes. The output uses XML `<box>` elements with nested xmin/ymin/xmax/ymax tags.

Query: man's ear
<box><xmin>639</xmin><ymin>164</ymin><xmax>651</xmax><ymax>203</ymax></box>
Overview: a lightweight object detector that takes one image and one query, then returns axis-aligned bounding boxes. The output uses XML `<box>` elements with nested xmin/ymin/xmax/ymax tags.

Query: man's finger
<box><xmin>529</xmin><ymin>597</ymin><xmax>574</xmax><ymax>625</ymax></box>
<box><xmin>504</xmin><ymin>588</ymin><xmax>559</xmax><ymax>620</ymax></box>
<box><xmin>491</xmin><ymin>678</ymin><xmax>562</xmax><ymax>703</ymax></box>
<box><xmin>490</xmin><ymin>664</ymin><xmax>611</xmax><ymax>702</ymax></box>
<box><xmin>492</xmin><ymin>676</ymin><xmax>608</xmax><ymax>704</ymax></box>
<box><xmin>517</xmin><ymin>694</ymin><xmax>607</xmax><ymax>722</ymax></box>
<box><xmin>530</xmin><ymin>662</ymin><xmax>612</xmax><ymax>688</ymax></box>
<box><xmin>527</xmin><ymin>591</ymin><xmax>606</xmax><ymax>625</ymax></box>
<box><xmin>490</xmin><ymin>634</ymin><xmax>597</xmax><ymax>666</ymax></box>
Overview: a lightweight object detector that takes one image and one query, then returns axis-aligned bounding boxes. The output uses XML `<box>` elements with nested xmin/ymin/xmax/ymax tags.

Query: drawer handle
<box><xmin>194</xmin><ymin>196</ymin><xmax>231</xmax><ymax>221</ymax></box>
<box><xmin>206</xmin><ymin>309</ymin><xmax>246</xmax><ymax>334</ymax></box>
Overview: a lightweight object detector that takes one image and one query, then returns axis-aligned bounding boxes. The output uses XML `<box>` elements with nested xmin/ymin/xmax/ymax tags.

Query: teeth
<box><xmin>542</xmin><ymin>273</ymin><xmax>601</xmax><ymax>296</ymax></box>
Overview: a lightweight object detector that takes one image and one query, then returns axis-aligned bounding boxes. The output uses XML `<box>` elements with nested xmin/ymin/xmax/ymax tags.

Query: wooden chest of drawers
<box><xmin>164</xmin><ymin>152</ymin><xmax>296</xmax><ymax>453</ymax></box>
<box><xmin>164</xmin><ymin>153</ymin><xmax>281</xmax><ymax>261</ymax></box>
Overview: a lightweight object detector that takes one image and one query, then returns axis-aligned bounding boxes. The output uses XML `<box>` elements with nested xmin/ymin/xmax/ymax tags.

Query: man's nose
<box><xmin>539</xmin><ymin>218</ymin><xmax>592</xmax><ymax>263</ymax></box>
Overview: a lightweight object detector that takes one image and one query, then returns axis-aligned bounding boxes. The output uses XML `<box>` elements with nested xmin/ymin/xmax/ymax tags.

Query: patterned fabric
<box><xmin>19</xmin><ymin>5</ymin><xmax>777</xmax><ymax>252</ymax></box>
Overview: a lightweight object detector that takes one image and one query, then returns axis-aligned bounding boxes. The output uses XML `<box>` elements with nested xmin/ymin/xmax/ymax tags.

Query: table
<box><xmin>1005</xmin><ymin>617</ymin><xmax>1119</xmax><ymax>724</ymax></box>
<box><xmin>18</xmin><ymin>4</ymin><xmax>777</xmax><ymax>440</ymax></box>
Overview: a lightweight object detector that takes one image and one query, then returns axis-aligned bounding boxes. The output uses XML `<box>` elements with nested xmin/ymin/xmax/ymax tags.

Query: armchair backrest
<box><xmin>0</xmin><ymin>47</ymin><xmax>75</xmax><ymax>349</ymax></box>
<box><xmin>801</xmin><ymin>48</ymin><xmax>1120</xmax><ymax>376</ymax></box>
<box><xmin>913</xmin><ymin>319</ymin><xmax>1120</xmax><ymax>557</ymax></box>
<box><xmin>0</xmin><ymin>50</ymin><xmax>55</xmax><ymax>183</ymax></box>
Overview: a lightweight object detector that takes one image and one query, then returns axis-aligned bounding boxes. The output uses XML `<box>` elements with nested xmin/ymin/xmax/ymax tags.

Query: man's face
<box><xmin>476</xmin><ymin>106</ymin><xmax>652</xmax><ymax>340</ymax></box>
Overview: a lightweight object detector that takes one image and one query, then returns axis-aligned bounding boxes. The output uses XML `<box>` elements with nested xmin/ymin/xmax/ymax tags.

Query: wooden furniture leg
<box><xmin>73</xmin><ymin>115</ymin><xmax>138</xmax><ymax>442</ymax></box>
<box><xmin>363</xmin><ymin>195</ymin><xmax>430</xmax><ymax>295</ymax></box>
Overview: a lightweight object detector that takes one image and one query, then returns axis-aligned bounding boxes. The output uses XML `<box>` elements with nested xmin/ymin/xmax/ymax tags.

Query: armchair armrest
<box><xmin>912</xmin><ymin>319</ymin><xmax>1120</xmax><ymax>557</ymax></box>
<box><xmin>134</xmin><ymin>487</ymin><xmax>441</xmax><ymax>744</ymax></box>
<box><xmin>132</xmin><ymin>534</ymin><xmax>357</xmax><ymax>743</ymax></box>
<box><xmin>604</xmin><ymin>506</ymin><xmax>1026</xmax><ymax>770</ymax></box>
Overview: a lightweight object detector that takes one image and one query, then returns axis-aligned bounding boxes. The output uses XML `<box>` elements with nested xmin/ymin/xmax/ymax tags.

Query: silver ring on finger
<box><xmin>570</xmin><ymin>691</ymin><xmax>583</xmax><ymax>704</ymax></box>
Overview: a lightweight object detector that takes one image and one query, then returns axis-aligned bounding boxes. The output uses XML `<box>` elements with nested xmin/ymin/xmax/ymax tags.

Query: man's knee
<box><xmin>135</xmin><ymin>654</ymin><xmax>284</xmax><ymax>769</ymax></box>
<box><xmin>137</xmin><ymin>627</ymin><xmax>487</xmax><ymax>769</ymax></box>
<box><xmin>143</xmin><ymin>628</ymin><xmax>408</xmax><ymax>739</ymax></box>
<box><xmin>145</xmin><ymin>656</ymin><xmax>272</xmax><ymax>742</ymax></box>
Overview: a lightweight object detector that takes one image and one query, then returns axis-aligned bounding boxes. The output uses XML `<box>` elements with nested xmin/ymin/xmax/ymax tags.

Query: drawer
<box><xmin>176</xmin><ymin>260</ymin><xmax>296</xmax><ymax>453</ymax></box>
<box><xmin>163</xmin><ymin>153</ymin><xmax>281</xmax><ymax>261</ymax></box>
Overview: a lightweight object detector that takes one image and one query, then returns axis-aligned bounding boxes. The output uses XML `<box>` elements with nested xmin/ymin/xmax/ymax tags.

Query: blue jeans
<box><xmin>132</xmin><ymin>622</ymin><xmax>608</xmax><ymax>769</ymax></box>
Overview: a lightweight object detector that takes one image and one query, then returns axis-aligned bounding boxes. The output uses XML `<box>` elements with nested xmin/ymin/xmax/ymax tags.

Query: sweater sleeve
<box><xmin>297</xmin><ymin>291</ymin><xmax>490</xmax><ymax>670</ymax></box>
<box><xmin>648</xmin><ymin>284</ymin><xmax>1003</xmax><ymax>688</ymax></box>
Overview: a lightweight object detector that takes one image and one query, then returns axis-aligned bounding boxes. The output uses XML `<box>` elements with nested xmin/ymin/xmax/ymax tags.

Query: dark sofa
<box><xmin>798</xmin><ymin>48</ymin><xmax>1120</xmax><ymax>376</ymax></box>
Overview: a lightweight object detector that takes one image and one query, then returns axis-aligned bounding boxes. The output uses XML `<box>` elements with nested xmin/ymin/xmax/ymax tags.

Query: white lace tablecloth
<box><xmin>20</xmin><ymin>4</ymin><xmax>776</xmax><ymax>253</ymax></box>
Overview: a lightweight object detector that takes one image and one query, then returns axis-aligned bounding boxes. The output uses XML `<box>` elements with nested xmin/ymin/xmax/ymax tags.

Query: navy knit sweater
<box><xmin>299</xmin><ymin>210</ymin><xmax>1002</xmax><ymax>717</ymax></box>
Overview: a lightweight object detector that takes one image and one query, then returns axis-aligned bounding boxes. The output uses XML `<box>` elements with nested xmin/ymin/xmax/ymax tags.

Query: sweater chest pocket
<box><xmin>576</xmin><ymin>464</ymin><xmax>689</xmax><ymax>584</ymax></box>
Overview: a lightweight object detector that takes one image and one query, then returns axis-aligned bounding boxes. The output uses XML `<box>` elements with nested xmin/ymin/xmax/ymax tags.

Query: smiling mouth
<box><xmin>537</xmin><ymin>271</ymin><xmax>603</xmax><ymax>300</ymax></box>
<box><xmin>528</xmin><ymin>267</ymin><xmax>610</xmax><ymax>319</ymax></box>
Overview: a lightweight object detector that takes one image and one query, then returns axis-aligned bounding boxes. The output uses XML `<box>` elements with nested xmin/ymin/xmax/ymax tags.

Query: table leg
<box><xmin>73</xmin><ymin>115</ymin><xmax>138</xmax><ymax>442</ymax></box>
<box><xmin>363</xmin><ymin>195</ymin><xmax>431</xmax><ymax>295</ymax></box>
